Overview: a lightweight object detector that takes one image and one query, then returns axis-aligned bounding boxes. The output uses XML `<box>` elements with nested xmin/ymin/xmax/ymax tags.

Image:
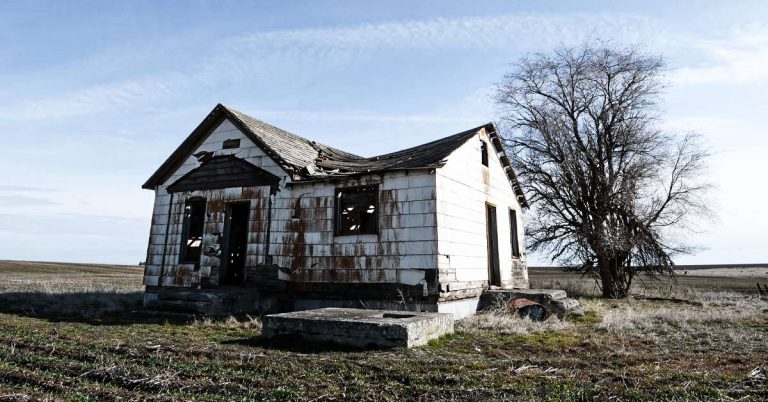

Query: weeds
<box><xmin>193</xmin><ymin>315</ymin><xmax>263</xmax><ymax>331</ymax></box>
<box><xmin>593</xmin><ymin>290</ymin><xmax>768</xmax><ymax>334</ymax></box>
<box><xmin>459</xmin><ymin>309</ymin><xmax>574</xmax><ymax>335</ymax></box>
<box><xmin>1</xmin><ymin>261</ymin><xmax>767</xmax><ymax>400</ymax></box>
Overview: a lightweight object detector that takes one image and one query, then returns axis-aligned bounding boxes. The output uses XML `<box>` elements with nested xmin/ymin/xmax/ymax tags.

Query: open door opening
<box><xmin>486</xmin><ymin>203</ymin><xmax>501</xmax><ymax>287</ymax></box>
<box><xmin>221</xmin><ymin>202</ymin><xmax>250</xmax><ymax>286</ymax></box>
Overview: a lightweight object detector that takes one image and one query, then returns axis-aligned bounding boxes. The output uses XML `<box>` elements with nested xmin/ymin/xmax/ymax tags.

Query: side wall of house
<box><xmin>435</xmin><ymin>128</ymin><xmax>528</xmax><ymax>302</ymax></box>
<box><xmin>271</xmin><ymin>171</ymin><xmax>438</xmax><ymax>299</ymax></box>
<box><xmin>143</xmin><ymin>119</ymin><xmax>288</xmax><ymax>288</ymax></box>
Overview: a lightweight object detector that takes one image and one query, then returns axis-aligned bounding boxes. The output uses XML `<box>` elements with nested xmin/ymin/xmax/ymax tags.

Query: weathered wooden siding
<box><xmin>435</xmin><ymin>128</ymin><xmax>528</xmax><ymax>300</ymax></box>
<box><xmin>143</xmin><ymin>118</ymin><xmax>439</xmax><ymax>293</ymax></box>
<box><xmin>272</xmin><ymin>171</ymin><xmax>438</xmax><ymax>290</ymax></box>
<box><xmin>143</xmin><ymin>118</ymin><xmax>288</xmax><ymax>287</ymax></box>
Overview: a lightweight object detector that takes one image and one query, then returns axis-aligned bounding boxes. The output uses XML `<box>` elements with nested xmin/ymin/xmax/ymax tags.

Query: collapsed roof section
<box><xmin>143</xmin><ymin>103</ymin><xmax>527</xmax><ymax>207</ymax></box>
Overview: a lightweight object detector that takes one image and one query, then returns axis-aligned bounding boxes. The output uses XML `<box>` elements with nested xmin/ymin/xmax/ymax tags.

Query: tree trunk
<box><xmin>598</xmin><ymin>255</ymin><xmax>630</xmax><ymax>298</ymax></box>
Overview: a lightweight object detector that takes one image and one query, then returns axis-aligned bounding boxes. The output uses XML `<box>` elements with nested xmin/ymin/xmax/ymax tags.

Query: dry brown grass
<box><xmin>0</xmin><ymin>260</ymin><xmax>143</xmax><ymax>293</ymax></box>
<box><xmin>192</xmin><ymin>315</ymin><xmax>263</xmax><ymax>330</ymax></box>
<box><xmin>458</xmin><ymin>312</ymin><xmax>573</xmax><ymax>334</ymax></box>
<box><xmin>0</xmin><ymin>260</ymin><xmax>144</xmax><ymax>319</ymax></box>
<box><xmin>592</xmin><ymin>290</ymin><xmax>768</xmax><ymax>334</ymax></box>
<box><xmin>0</xmin><ymin>261</ymin><xmax>766</xmax><ymax>400</ymax></box>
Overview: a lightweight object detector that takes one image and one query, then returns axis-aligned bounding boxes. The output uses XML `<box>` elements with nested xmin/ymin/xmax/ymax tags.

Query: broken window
<box><xmin>510</xmin><ymin>209</ymin><xmax>521</xmax><ymax>258</ymax></box>
<box><xmin>180</xmin><ymin>198</ymin><xmax>206</xmax><ymax>263</ymax></box>
<box><xmin>481</xmin><ymin>140</ymin><xmax>489</xmax><ymax>166</ymax></box>
<box><xmin>335</xmin><ymin>186</ymin><xmax>378</xmax><ymax>236</ymax></box>
<box><xmin>223</xmin><ymin>138</ymin><xmax>240</xmax><ymax>149</ymax></box>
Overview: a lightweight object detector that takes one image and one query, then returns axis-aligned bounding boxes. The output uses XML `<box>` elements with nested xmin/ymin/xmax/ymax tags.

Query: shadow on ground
<box><xmin>0</xmin><ymin>291</ymin><xmax>193</xmax><ymax>325</ymax></box>
<box><xmin>222</xmin><ymin>335</ymin><xmax>385</xmax><ymax>353</ymax></box>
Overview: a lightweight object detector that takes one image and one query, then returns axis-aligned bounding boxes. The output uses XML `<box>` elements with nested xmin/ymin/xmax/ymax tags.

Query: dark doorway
<box><xmin>486</xmin><ymin>203</ymin><xmax>501</xmax><ymax>287</ymax></box>
<box><xmin>222</xmin><ymin>202</ymin><xmax>250</xmax><ymax>286</ymax></box>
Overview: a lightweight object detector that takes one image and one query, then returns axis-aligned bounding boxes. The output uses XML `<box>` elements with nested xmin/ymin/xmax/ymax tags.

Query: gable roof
<box><xmin>143</xmin><ymin>104</ymin><xmax>528</xmax><ymax>207</ymax></box>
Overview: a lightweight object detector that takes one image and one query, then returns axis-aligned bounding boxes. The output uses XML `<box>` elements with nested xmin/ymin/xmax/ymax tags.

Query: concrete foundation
<box><xmin>143</xmin><ymin>287</ymin><xmax>273</xmax><ymax>315</ymax></box>
<box><xmin>262</xmin><ymin>307</ymin><xmax>454</xmax><ymax>348</ymax></box>
<box><xmin>436</xmin><ymin>297</ymin><xmax>481</xmax><ymax>319</ymax></box>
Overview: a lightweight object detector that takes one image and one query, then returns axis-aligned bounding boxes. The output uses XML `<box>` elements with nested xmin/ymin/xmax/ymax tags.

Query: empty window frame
<box><xmin>222</xmin><ymin>138</ymin><xmax>240</xmax><ymax>149</ymax></box>
<box><xmin>481</xmin><ymin>140</ymin><xmax>489</xmax><ymax>166</ymax></box>
<box><xmin>335</xmin><ymin>186</ymin><xmax>378</xmax><ymax>236</ymax></box>
<box><xmin>510</xmin><ymin>209</ymin><xmax>521</xmax><ymax>258</ymax></box>
<box><xmin>179</xmin><ymin>198</ymin><xmax>206</xmax><ymax>263</ymax></box>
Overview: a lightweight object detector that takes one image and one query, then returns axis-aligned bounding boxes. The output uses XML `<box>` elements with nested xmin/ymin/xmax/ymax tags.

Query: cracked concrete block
<box><xmin>262</xmin><ymin>308</ymin><xmax>454</xmax><ymax>348</ymax></box>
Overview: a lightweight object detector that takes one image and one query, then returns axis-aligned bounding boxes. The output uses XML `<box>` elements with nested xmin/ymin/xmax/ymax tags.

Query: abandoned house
<box><xmin>141</xmin><ymin>104</ymin><xmax>529</xmax><ymax>318</ymax></box>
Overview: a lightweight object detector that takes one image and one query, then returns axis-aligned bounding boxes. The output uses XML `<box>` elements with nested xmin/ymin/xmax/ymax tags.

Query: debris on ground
<box><xmin>512</xmin><ymin>298</ymin><xmax>547</xmax><ymax>321</ymax></box>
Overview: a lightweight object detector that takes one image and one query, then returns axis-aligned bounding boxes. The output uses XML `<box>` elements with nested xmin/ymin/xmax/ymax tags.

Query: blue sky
<box><xmin>1</xmin><ymin>1</ymin><xmax>766</xmax><ymax>265</ymax></box>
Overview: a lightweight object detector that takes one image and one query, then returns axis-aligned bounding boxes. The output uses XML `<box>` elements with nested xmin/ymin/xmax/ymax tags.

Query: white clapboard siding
<box><xmin>435</xmin><ymin>127</ymin><xmax>527</xmax><ymax>293</ymax></box>
<box><xmin>143</xmin><ymin>118</ymin><xmax>289</xmax><ymax>287</ymax></box>
<box><xmin>143</xmin><ymin>117</ymin><xmax>439</xmax><ymax>288</ymax></box>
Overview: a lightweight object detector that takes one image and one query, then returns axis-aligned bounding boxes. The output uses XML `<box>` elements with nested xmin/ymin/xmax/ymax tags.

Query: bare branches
<box><xmin>496</xmin><ymin>42</ymin><xmax>712</xmax><ymax>298</ymax></box>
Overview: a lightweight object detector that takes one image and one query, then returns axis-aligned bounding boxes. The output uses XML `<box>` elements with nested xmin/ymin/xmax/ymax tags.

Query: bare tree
<box><xmin>496</xmin><ymin>43</ymin><xmax>711</xmax><ymax>298</ymax></box>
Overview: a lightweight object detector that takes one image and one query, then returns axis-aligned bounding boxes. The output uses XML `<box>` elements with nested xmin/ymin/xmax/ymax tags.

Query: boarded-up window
<box><xmin>180</xmin><ymin>198</ymin><xmax>206</xmax><ymax>263</ymax></box>
<box><xmin>510</xmin><ymin>209</ymin><xmax>521</xmax><ymax>258</ymax></box>
<box><xmin>335</xmin><ymin>186</ymin><xmax>378</xmax><ymax>236</ymax></box>
<box><xmin>481</xmin><ymin>140</ymin><xmax>489</xmax><ymax>166</ymax></box>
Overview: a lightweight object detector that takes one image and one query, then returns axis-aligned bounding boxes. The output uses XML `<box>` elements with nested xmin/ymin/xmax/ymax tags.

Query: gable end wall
<box><xmin>143</xmin><ymin>119</ymin><xmax>290</xmax><ymax>287</ymax></box>
<box><xmin>435</xmin><ymin>129</ymin><xmax>528</xmax><ymax>301</ymax></box>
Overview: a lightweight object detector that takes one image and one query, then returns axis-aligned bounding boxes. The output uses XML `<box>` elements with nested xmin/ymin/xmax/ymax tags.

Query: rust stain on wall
<box><xmin>336</xmin><ymin>255</ymin><xmax>355</xmax><ymax>269</ymax></box>
<box><xmin>207</xmin><ymin>198</ymin><xmax>226</xmax><ymax>213</ymax></box>
<box><xmin>284</xmin><ymin>199</ymin><xmax>307</xmax><ymax>270</ymax></box>
<box><xmin>482</xmin><ymin>168</ymin><xmax>491</xmax><ymax>194</ymax></box>
<box><xmin>241</xmin><ymin>187</ymin><xmax>262</xmax><ymax>199</ymax></box>
<box><xmin>250</xmin><ymin>197</ymin><xmax>264</xmax><ymax>246</ymax></box>
<box><xmin>379</xmin><ymin>189</ymin><xmax>400</xmax><ymax>215</ymax></box>
<box><xmin>174</xmin><ymin>265</ymin><xmax>193</xmax><ymax>286</ymax></box>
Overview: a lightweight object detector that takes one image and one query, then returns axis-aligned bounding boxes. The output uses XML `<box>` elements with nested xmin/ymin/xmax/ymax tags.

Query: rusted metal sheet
<box><xmin>512</xmin><ymin>298</ymin><xmax>547</xmax><ymax>321</ymax></box>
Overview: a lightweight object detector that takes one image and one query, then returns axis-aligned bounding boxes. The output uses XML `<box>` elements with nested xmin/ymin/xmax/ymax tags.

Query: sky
<box><xmin>0</xmin><ymin>0</ymin><xmax>766</xmax><ymax>265</ymax></box>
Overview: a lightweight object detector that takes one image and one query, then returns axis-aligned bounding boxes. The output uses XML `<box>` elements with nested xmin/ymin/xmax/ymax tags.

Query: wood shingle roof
<box><xmin>142</xmin><ymin>103</ymin><xmax>527</xmax><ymax>207</ymax></box>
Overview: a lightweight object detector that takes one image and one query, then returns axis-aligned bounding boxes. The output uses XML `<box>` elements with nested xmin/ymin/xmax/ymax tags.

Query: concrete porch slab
<box><xmin>262</xmin><ymin>308</ymin><xmax>454</xmax><ymax>348</ymax></box>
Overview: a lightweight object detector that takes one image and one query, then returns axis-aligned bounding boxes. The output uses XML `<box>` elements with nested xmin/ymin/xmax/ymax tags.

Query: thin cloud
<box><xmin>670</xmin><ymin>24</ymin><xmax>768</xmax><ymax>85</ymax></box>
<box><xmin>1</xmin><ymin>13</ymin><xmax>664</xmax><ymax>121</ymax></box>
<box><xmin>0</xmin><ymin>74</ymin><xmax>185</xmax><ymax>120</ymax></box>
<box><xmin>0</xmin><ymin>185</ymin><xmax>58</xmax><ymax>192</ymax></box>
<box><xmin>0</xmin><ymin>195</ymin><xmax>57</xmax><ymax>206</ymax></box>
<box><xmin>243</xmin><ymin>109</ymin><xmax>480</xmax><ymax>124</ymax></box>
<box><xmin>232</xmin><ymin>13</ymin><xmax>661</xmax><ymax>55</ymax></box>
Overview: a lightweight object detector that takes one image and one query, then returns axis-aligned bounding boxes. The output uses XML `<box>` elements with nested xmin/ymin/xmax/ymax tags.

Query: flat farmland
<box><xmin>528</xmin><ymin>265</ymin><xmax>768</xmax><ymax>295</ymax></box>
<box><xmin>0</xmin><ymin>261</ymin><xmax>766</xmax><ymax>401</ymax></box>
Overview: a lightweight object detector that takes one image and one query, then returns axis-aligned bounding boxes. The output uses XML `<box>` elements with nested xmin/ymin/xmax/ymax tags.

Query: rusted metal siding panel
<box><xmin>435</xmin><ymin>129</ymin><xmax>528</xmax><ymax>297</ymax></box>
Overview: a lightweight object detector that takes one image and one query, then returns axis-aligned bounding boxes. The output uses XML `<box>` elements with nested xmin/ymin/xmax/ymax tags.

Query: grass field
<box><xmin>0</xmin><ymin>261</ymin><xmax>766</xmax><ymax>401</ymax></box>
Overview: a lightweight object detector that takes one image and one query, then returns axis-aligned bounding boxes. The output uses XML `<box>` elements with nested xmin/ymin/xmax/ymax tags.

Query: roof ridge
<box><xmin>220</xmin><ymin>104</ymin><xmax>491</xmax><ymax>164</ymax></box>
<box><xmin>143</xmin><ymin>104</ymin><xmax>526</xmax><ymax>207</ymax></box>
<box><xmin>360</xmin><ymin>124</ymin><xmax>491</xmax><ymax>162</ymax></box>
